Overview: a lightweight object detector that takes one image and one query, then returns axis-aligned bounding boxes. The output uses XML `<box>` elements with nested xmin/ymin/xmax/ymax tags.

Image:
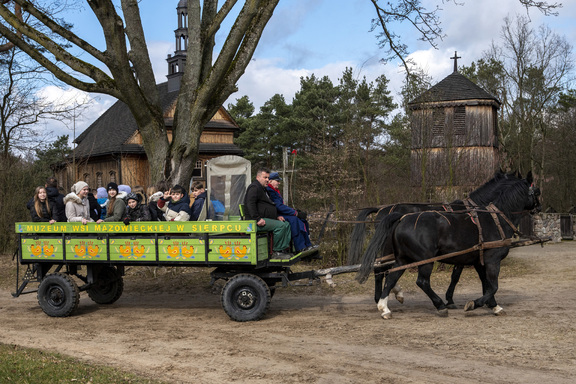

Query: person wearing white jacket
<box><xmin>64</xmin><ymin>181</ymin><xmax>94</xmax><ymax>225</ymax></box>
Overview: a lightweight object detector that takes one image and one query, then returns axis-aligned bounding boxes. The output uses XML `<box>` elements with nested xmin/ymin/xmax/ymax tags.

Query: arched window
<box><xmin>96</xmin><ymin>172</ymin><xmax>103</xmax><ymax>187</ymax></box>
<box><xmin>109</xmin><ymin>170</ymin><xmax>116</xmax><ymax>183</ymax></box>
<box><xmin>83</xmin><ymin>173</ymin><xmax>90</xmax><ymax>185</ymax></box>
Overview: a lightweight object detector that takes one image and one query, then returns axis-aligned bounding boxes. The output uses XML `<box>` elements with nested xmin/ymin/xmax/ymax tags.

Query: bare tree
<box><xmin>0</xmin><ymin>0</ymin><xmax>279</xmax><ymax>186</ymax></box>
<box><xmin>485</xmin><ymin>15</ymin><xmax>573</xmax><ymax>189</ymax></box>
<box><xmin>0</xmin><ymin>46</ymin><xmax>88</xmax><ymax>158</ymax></box>
<box><xmin>369</xmin><ymin>0</ymin><xmax>562</xmax><ymax>72</ymax></box>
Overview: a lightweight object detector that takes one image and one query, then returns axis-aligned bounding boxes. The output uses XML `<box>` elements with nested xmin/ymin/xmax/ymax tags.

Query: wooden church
<box><xmin>408</xmin><ymin>53</ymin><xmax>501</xmax><ymax>200</ymax></box>
<box><xmin>55</xmin><ymin>0</ymin><xmax>242</xmax><ymax>191</ymax></box>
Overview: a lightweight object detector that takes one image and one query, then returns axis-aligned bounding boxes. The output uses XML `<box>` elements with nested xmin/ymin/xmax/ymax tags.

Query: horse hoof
<box><xmin>381</xmin><ymin>312</ymin><xmax>392</xmax><ymax>320</ymax></box>
<box><xmin>446</xmin><ymin>303</ymin><xmax>458</xmax><ymax>310</ymax></box>
<box><xmin>493</xmin><ymin>305</ymin><xmax>506</xmax><ymax>316</ymax></box>
<box><xmin>464</xmin><ymin>301</ymin><xmax>475</xmax><ymax>312</ymax></box>
<box><xmin>437</xmin><ymin>308</ymin><xmax>449</xmax><ymax>317</ymax></box>
<box><xmin>395</xmin><ymin>294</ymin><xmax>404</xmax><ymax>304</ymax></box>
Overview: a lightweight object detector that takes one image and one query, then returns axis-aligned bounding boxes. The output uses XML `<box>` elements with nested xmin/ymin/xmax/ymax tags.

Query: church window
<box><xmin>454</xmin><ymin>106</ymin><xmax>466</xmax><ymax>135</ymax></box>
<box><xmin>96</xmin><ymin>172</ymin><xmax>103</xmax><ymax>187</ymax></box>
<box><xmin>432</xmin><ymin>109</ymin><xmax>445</xmax><ymax>135</ymax></box>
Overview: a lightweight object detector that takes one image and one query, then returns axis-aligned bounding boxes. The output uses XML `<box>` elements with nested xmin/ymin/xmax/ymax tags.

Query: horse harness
<box><xmin>381</xmin><ymin>199</ymin><xmax>526</xmax><ymax>274</ymax></box>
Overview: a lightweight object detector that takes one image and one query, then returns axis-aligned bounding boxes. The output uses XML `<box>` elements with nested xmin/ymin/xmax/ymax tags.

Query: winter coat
<box><xmin>125</xmin><ymin>203</ymin><xmax>151</xmax><ymax>222</ymax></box>
<box><xmin>148</xmin><ymin>192</ymin><xmax>166</xmax><ymax>221</ymax></box>
<box><xmin>190</xmin><ymin>191</ymin><xmax>213</xmax><ymax>221</ymax></box>
<box><xmin>266</xmin><ymin>184</ymin><xmax>312</xmax><ymax>252</ymax></box>
<box><xmin>88</xmin><ymin>193</ymin><xmax>102</xmax><ymax>222</ymax></box>
<box><xmin>157</xmin><ymin>192</ymin><xmax>192</xmax><ymax>221</ymax></box>
<box><xmin>244</xmin><ymin>180</ymin><xmax>278</xmax><ymax>221</ymax></box>
<box><xmin>30</xmin><ymin>200</ymin><xmax>58</xmax><ymax>222</ymax></box>
<box><xmin>64</xmin><ymin>192</ymin><xmax>94</xmax><ymax>222</ymax></box>
<box><xmin>97</xmin><ymin>197</ymin><xmax>108</xmax><ymax>220</ymax></box>
<box><xmin>46</xmin><ymin>186</ymin><xmax>66</xmax><ymax>222</ymax></box>
<box><xmin>103</xmin><ymin>191</ymin><xmax>127</xmax><ymax>222</ymax></box>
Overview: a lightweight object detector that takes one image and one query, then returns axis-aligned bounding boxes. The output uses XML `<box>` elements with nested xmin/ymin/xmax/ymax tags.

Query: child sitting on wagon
<box><xmin>123</xmin><ymin>192</ymin><xmax>151</xmax><ymax>225</ymax></box>
<box><xmin>157</xmin><ymin>184</ymin><xmax>192</xmax><ymax>221</ymax></box>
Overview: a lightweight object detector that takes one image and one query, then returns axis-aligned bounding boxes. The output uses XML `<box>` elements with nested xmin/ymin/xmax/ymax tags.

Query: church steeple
<box><xmin>167</xmin><ymin>0</ymin><xmax>188</xmax><ymax>92</ymax></box>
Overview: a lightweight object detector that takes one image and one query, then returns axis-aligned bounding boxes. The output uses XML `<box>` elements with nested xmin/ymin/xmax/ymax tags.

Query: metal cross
<box><xmin>450</xmin><ymin>51</ymin><xmax>461</xmax><ymax>72</ymax></box>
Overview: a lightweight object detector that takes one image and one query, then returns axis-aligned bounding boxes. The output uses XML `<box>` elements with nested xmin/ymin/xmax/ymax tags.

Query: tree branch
<box><xmin>0</xmin><ymin>3</ymin><xmax>117</xmax><ymax>93</ymax></box>
<box><xmin>13</xmin><ymin>0</ymin><xmax>106</xmax><ymax>62</ymax></box>
<box><xmin>121</xmin><ymin>0</ymin><xmax>159</xmax><ymax>106</ymax></box>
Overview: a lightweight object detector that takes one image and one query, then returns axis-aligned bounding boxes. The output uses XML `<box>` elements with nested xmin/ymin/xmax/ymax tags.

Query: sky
<box><xmin>36</xmin><ymin>0</ymin><xmax>576</xmax><ymax>142</ymax></box>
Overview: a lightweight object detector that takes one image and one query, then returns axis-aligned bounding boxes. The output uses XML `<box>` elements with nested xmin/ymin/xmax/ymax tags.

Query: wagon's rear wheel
<box><xmin>221</xmin><ymin>274</ymin><xmax>271</xmax><ymax>322</ymax></box>
<box><xmin>87</xmin><ymin>266</ymin><xmax>124</xmax><ymax>304</ymax></box>
<box><xmin>37</xmin><ymin>272</ymin><xmax>80</xmax><ymax>317</ymax></box>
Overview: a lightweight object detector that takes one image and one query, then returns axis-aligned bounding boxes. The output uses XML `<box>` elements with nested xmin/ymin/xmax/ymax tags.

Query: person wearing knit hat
<box><xmin>107</xmin><ymin>182</ymin><xmax>118</xmax><ymax>193</ymax></box>
<box><xmin>63</xmin><ymin>181</ymin><xmax>93</xmax><ymax>224</ymax></box>
<box><xmin>122</xmin><ymin>192</ymin><xmax>151</xmax><ymax>225</ymax></box>
<box><xmin>97</xmin><ymin>181</ymin><xmax>126</xmax><ymax>223</ymax></box>
<box><xmin>118</xmin><ymin>184</ymin><xmax>132</xmax><ymax>194</ymax></box>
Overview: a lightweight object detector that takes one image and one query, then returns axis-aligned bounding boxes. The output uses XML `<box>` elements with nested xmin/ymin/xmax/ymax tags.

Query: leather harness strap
<box><xmin>464</xmin><ymin>198</ymin><xmax>484</xmax><ymax>265</ymax></box>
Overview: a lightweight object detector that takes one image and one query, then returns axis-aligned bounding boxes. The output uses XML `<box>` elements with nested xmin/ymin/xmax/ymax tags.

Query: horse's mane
<box><xmin>489</xmin><ymin>177</ymin><xmax>531</xmax><ymax>216</ymax></box>
<box><xmin>468</xmin><ymin>170</ymin><xmax>512</xmax><ymax>207</ymax></box>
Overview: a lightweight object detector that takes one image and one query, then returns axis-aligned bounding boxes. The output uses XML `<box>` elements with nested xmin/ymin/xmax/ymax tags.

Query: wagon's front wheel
<box><xmin>37</xmin><ymin>273</ymin><xmax>80</xmax><ymax>317</ymax></box>
<box><xmin>221</xmin><ymin>274</ymin><xmax>271</xmax><ymax>322</ymax></box>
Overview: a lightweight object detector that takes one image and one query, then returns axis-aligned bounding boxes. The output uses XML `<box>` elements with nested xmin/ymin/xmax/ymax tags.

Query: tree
<box><xmin>0</xmin><ymin>0</ymin><xmax>279</xmax><ymax>186</ymax></box>
<box><xmin>227</xmin><ymin>95</ymin><xmax>255</xmax><ymax>138</ymax></box>
<box><xmin>484</xmin><ymin>15</ymin><xmax>573</xmax><ymax>190</ymax></box>
<box><xmin>0</xmin><ymin>46</ymin><xmax>83</xmax><ymax>159</ymax></box>
<box><xmin>34</xmin><ymin>134</ymin><xmax>72</xmax><ymax>180</ymax></box>
<box><xmin>234</xmin><ymin>93</ymin><xmax>291</xmax><ymax>169</ymax></box>
<box><xmin>369</xmin><ymin>0</ymin><xmax>562</xmax><ymax>72</ymax></box>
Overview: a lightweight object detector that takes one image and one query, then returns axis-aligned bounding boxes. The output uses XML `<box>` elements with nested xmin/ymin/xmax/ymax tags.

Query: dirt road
<box><xmin>1</xmin><ymin>242</ymin><xmax>575</xmax><ymax>383</ymax></box>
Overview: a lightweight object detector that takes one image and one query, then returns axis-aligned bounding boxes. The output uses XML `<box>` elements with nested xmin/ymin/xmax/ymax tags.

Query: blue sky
<box><xmin>41</xmin><ymin>0</ymin><xmax>576</xmax><ymax>140</ymax></box>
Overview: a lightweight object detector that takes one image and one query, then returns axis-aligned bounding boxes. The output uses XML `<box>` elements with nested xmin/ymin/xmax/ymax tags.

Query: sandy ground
<box><xmin>1</xmin><ymin>242</ymin><xmax>575</xmax><ymax>384</ymax></box>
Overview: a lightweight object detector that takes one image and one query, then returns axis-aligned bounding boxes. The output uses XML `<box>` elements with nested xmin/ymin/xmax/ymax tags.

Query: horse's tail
<box><xmin>355</xmin><ymin>212</ymin><xmax>403</xmax><ymax>284</ymax></box>
<box><xmin>347</xmin><ymin>207</ymin><xmax>380</xmax><ymax>265</ymax></box>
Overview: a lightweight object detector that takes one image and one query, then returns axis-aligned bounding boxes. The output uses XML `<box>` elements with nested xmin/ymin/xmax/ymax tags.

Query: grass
<box><xmin>0</xmin><ymin>344</ymin><xmax>166</xmax><ymax>384</ymax></box>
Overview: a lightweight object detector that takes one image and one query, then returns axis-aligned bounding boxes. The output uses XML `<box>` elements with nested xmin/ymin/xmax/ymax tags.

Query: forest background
<box><xmin>1</xmin><ymin>2</ymin><xmax>574</xmax><ymax>264</ymax></box>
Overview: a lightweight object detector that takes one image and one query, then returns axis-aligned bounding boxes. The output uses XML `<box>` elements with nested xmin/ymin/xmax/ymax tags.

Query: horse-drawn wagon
<box><xmin>13</xmin><ymin>220</ymin><xmax>321</xmax><ymax>321</ymax></box>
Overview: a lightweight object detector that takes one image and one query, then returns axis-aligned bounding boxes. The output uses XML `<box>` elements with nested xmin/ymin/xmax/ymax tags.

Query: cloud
<box><xmin>36</xmin><ymin>86</ymin><xmax>116</xmax><ymax>146</ymax></box>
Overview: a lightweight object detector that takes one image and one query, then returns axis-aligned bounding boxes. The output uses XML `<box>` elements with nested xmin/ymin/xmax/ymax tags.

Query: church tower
<box><xmin>166</xmin><ymin>0</ymin><xmax>188</xmax><ymax>92</ymax></box>
<box><xmin>408</xmin><ymin>52</ymin><xmax>501</xmax><ymax>200</ymax></box>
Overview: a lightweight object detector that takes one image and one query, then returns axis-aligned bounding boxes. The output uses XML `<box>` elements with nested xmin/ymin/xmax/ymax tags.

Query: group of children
<box><xmin>29</xmin><ymin>178</ymin><xmax>210</xmax><ymax>225</ymax></box>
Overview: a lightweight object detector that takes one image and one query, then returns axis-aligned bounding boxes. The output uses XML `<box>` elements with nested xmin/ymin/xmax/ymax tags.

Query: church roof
<box><xmin>409</xmin><ymin>71</ymin><xmax>499</xmax><ymax>106</ymax></box>
<box><xmin>74</xmin><ymin>82</ymin><xmax>240</xmax><ymax>158</ymax></box>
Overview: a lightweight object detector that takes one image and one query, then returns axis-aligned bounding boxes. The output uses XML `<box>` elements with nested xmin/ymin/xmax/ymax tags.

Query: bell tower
<box><xmin>166</xmin><ymin>0</ymin><xmax>188</xmax><ymax>92</ymax></box>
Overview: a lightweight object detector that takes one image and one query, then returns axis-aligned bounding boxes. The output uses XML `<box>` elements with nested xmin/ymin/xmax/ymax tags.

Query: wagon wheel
<box><xmin>37</xmin><ymin>273</ymin><xmax>80</xmax><ymax>317</ymax></box>
<box><xmin>221</xmin><ymin>274</ymin><xmax>271</xmax><ymax>322</ymax></box>
<box><xmin>87</xmin><ymin>266</ymin><xmax>124</xmax><ymax>305</ymax></box>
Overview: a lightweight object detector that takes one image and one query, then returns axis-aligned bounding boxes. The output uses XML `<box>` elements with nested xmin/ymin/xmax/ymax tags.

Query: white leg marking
<box><xmin>377</xmin><ymin>297</ymin><xmax>392</xmax><ymax>319</ymax></box>
<box><xmin>492</xmin><ymin>305</ymin><xmax>506</xmax><ymax>316</ymax></box>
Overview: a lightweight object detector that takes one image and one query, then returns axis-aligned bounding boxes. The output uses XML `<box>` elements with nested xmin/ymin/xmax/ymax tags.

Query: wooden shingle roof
<box><xmin>409</xmin><ymin>71</ymin><xmax>500</xmax><ymax>106</ymax></box>
<box><xmin>74</xmin><ymin>82</ymin><xmax>240</xmax><ymax>158</ymax></box>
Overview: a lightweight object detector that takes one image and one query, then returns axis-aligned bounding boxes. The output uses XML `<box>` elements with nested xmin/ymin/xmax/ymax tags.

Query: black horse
<box><xmin>357</xmin><ymin>172</ymin><xmax>540</xmax><ymax>319</ymax></box>
<box><xmin>350</xmin><ymin>170</ymin><xmax>514</xmax><ymax>307</ymax></box>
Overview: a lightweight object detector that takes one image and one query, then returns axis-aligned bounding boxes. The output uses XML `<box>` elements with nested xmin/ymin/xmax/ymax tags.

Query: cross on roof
<box><xmin>450</xmin><ymin>51</ymin><xmax>461</xmax><ymax>72</ymax></box>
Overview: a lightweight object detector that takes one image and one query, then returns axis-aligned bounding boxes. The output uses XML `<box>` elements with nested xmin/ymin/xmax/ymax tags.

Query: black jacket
<box><xmin>244</xmin><ymin>180</ymin><xmax>278</xmax><ymax>221</ymax></box>
<box><xmin>46</xmin><ymin>186</ymin><xmax>66</xmax><ymax>222</ymax></box>
<box><xmin>87</xmin><ymin>193</ymin><xmax>102</xmax><ymax>222</ymax></box>
<box><xmin>30</xmin><ymin>200</ymin><xmax>58</xmax><ymax>222</ymax></box>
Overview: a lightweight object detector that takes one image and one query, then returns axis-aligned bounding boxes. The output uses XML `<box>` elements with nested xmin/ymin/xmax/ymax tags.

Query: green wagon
<box><xmin>13</xmin><ymin>221</ymin><xmax>320</xmax><ymax>322</ymax></box>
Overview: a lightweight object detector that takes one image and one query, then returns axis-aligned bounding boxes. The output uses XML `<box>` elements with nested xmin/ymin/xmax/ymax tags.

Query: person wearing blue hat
<box><xmin>267</xmin><ymin>171</ymin><xmax>317</xmax><ymax>253</ymax></box>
